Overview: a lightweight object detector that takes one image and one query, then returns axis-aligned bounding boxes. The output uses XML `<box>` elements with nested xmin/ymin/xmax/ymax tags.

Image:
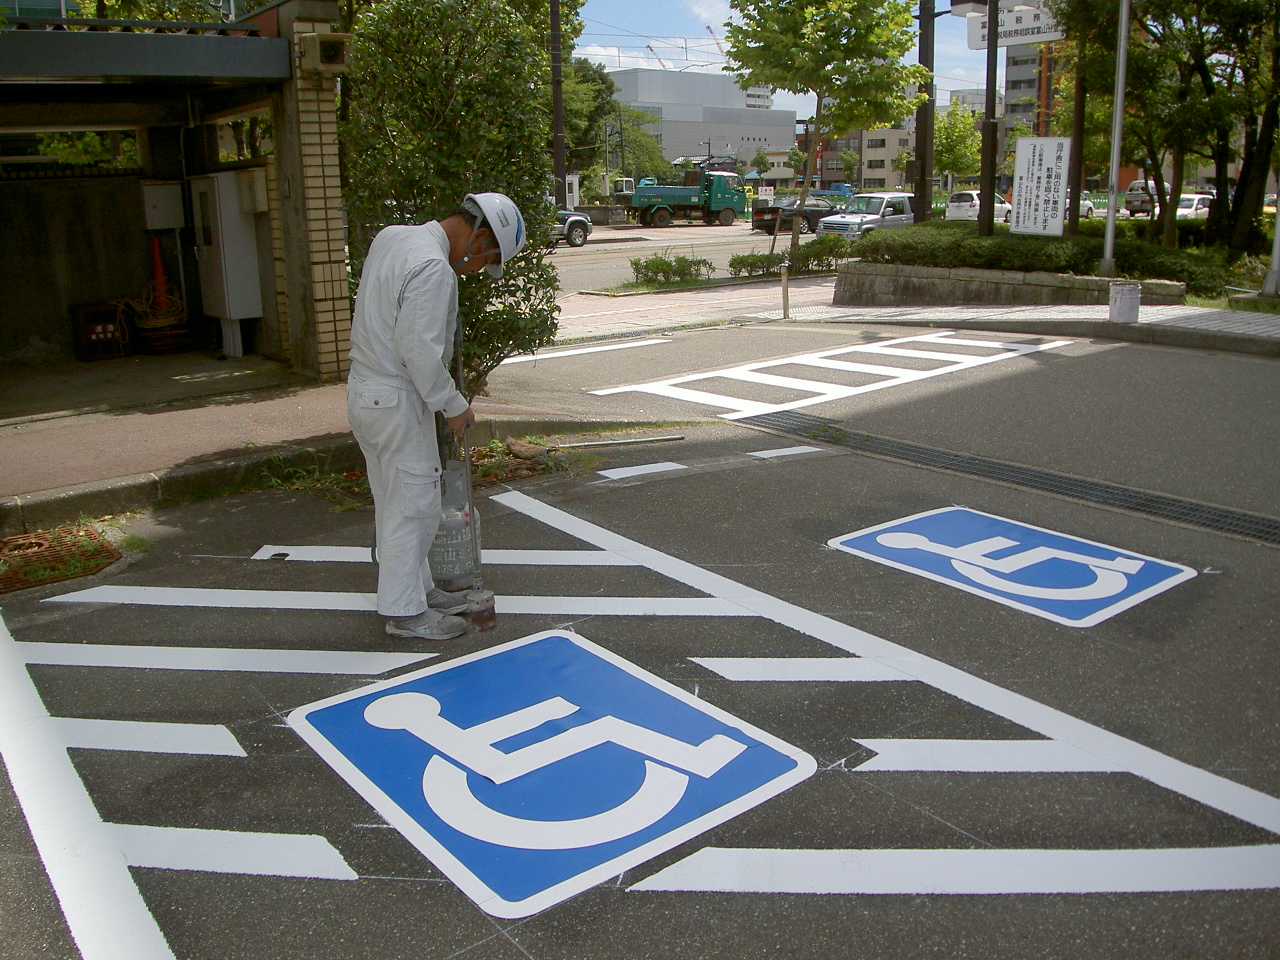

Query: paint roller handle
<box><xmin>445</xmin><ymin>406</ymin><xmax>475</xmax><ymax>436</ymax></box>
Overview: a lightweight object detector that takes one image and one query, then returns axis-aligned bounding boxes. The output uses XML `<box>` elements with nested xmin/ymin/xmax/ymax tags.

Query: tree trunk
<box><xmin>1229</xmin><ymin>14</ymin><xmax>1280</xmax><ymax>253</ymax></box>
<box><xmin>791</xmin><ymin>93</ymin><xmax>823</xmax><ymax>260</ymax></box>
<box><xmin>1162</xmin><ymin>145</ymin><xmax>1184</xmax><ymax>248</ymax></box>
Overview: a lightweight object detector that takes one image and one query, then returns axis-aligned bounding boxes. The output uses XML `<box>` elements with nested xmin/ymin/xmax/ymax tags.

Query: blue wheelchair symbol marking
<box><xmin>829</xmin><ymin>508</ymin><xmax>1196</xmax><ymax>627</ymax></box>
<box><xmin>289</xmin><ymin>631</ymin><xmax>814</xmax><ymax>917</ymax></box>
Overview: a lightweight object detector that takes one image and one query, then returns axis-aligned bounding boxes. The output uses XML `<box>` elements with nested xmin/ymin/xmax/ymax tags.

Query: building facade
<box><xmin>609</xmin><ymin>68</ymin><xmax>795</xmax><ymax>165</ymax></box>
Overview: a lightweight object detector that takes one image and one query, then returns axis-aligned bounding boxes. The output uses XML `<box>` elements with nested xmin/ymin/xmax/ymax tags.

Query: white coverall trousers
<box><xmin>347</xmin><ymin>376</ymin><xmax>443</xmax><ymax>618</ymax></box>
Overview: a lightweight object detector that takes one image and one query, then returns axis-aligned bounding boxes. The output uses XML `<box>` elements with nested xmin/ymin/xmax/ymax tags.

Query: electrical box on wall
<box><xmin>141</xmin><ymin>181</ymin><xmax>185</xmax><ymax>230</ymax></box>
<box><xmin>296</xmin><ymin>33</ymin><xmax>353</xmax><ymax>74</ymax></box>
<box><xmin>190</xmin><ymin>171</ymin><xmax>262</xmax><ymax>324</ymax></box>
<box><xmin>238</xmin><ymin>168</ymin><xmax>269</xmax><ymax>214</ymax></box>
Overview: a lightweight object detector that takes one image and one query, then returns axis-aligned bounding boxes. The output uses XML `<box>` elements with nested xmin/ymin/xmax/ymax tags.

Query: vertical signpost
<box><xmin>1009</xmin><ymin>136</ymin><xmax>1071</xmax><ymax>237</ymax></box>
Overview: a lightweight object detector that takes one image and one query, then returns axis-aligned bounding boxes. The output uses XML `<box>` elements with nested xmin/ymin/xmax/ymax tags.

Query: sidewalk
<box><xmin>2</xmin><ymin>276</ymin><xmax>1277</xmax><ymax>535</ymax></box>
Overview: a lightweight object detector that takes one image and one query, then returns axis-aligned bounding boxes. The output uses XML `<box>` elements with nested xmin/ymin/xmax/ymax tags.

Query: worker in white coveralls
<box><xmin>347</xmin><ymin>193</ymin><xmax>526</xmax><ymax>640</ymax></box>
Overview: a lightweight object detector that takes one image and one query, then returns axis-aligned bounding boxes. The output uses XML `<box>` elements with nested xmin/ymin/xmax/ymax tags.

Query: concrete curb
<box><xmin>0</xmin><ymin>416</ymin><xmax>652</xmax><ymax>536</ymax></box>
<box><xmin>799</xmin><ymin>315</ymin><xmax>1280</xmax><ymax>358</ymax></box>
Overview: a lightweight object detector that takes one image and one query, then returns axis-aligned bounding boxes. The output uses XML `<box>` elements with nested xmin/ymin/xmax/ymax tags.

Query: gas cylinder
<box><xmin>429</xmin><ymin>460</ymin><xmax>478</xmax><ymax>590</ymax></box>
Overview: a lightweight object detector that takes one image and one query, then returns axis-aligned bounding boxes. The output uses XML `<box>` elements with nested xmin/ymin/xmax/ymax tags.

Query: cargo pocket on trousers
<box><xmin>395</xmin><ymin>460</ymin><xmax>442</xmax><ymax>519</ymax></box>
<box><xmin>353</xmin><ymin>383</ymin><xmax>401</xmax><ymax>410</ymax></box>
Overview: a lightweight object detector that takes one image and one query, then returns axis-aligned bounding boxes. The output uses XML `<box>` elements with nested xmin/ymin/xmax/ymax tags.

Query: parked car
<box><xmin>816</xmin><ymin>192</ymin><xmax>914</xmax><ymax>239</ymax></box>
<box><xmin>943</xmin><ymin>190</ymin><xmax>1011</xmax><ymax>222</ymax></box>
<box><xmin>1076</xmin><ymin>194</ymin><xmax>1096</xmax><ymax>218</ymax></box>
<box><xmin>549</xmin><ymin>209</ymin><xmax>591</xmax><ymax>247</ymax></box>
<box><xmin>1175</xmin><ymin>194</ymin><xmax>1214</xmax><ymax>220</ymax></box>
<box><xmin>751</xmin><ymin>196</ymin><xmax>836</xmax><ymax>234</ymax></box>
<box><xmin>1264</xmin><ymin>194</ymin><xmax>1277</xmax><ymax>216</ymax></box>
<box><xmin>1124</xmin><ymin>179</ymin><xmax>1168</xmax><ymax>217</ymax></box>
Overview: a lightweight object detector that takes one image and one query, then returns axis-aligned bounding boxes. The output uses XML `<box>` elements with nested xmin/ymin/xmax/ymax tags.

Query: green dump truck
<box><xmin>613</xmin><ymin>171</ymin><xmax>749</xmax><ymax>227</ymax></box>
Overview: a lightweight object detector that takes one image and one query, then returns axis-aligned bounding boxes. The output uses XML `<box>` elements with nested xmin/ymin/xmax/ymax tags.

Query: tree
<box><xmin>563</xmin><ymin>59</ymin><xmax>618</xmax><ymax>172</ymax></box>
<box><xmin>933</xmin><ymin>102</ymin><xmax>981</xmax><ymax>188</ymax></box>
<box><xmin>725</xmin><ymin>0</ymin><xmax>929</xmax><ymax>256</ymax></box>
<box><xmin>786</xmin><ymin>145</ymin><xmax>807</xmax><ymax>179</ymax></box>
<box><xmin>840</xmin><ymin>148</ymin><xmax>860</xmax><ymax>186</ymax></box>
<box><xmin>343</xmin><ymin>0</ymin><xmax>559</xmax><ymax>396</ymax></box>
<box><xmin>614</xmin><ymin>104</ymin><xmax>672</xmax><ymax>181</ymax></box>
<box><xmin>752</xmin><ymin>148</ymin><xmax>771</xmax><ymax>177</ymax></box>
<box><xmin>999</xmin><ymin>122</ymin><xmax>1035</xmax><ymax>179</ymax></box>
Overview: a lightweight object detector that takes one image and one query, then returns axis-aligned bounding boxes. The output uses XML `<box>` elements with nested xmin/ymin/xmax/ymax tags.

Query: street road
<box><xmin>2</xmin><ymin>324</ymin><xmax>1278</xmax><ymax>959</ymax></box>
<box><xmin>547</xmin><ymin>221</ymin><xmax>795</xmax><ymax>294</ymax></box>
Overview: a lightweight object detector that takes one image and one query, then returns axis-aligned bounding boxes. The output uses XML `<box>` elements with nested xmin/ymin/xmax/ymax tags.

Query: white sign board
<box><xmin>1010</xmin><ymin>137</ymin><xmax>1071</xmax><ymax>237</ymax></box>
<box><xmin>967</xmin><ymin>6</ymin><xmax>1064</xmax><ymax>49</ymax></box>
<box><xmin>758</xmin><ymin>185</ymin><xmax>775</xmax><ymax>199</ymax></box>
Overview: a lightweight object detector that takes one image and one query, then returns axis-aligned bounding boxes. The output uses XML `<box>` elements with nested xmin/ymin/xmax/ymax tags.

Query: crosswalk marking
<box><xmin>630</xmin><ymin>845</ymin><xmax>1280</xmax><ymax>895</ymax></box>
<box><xmin>591</xmin><ymin>331</ymin><xmax>1072</xmax><ymax>420</ymax></box>
<box><xmin>107</xmin><ymin>824</ymin><xmax>358</xmax><ymax>880</ymax></box>
<box><xmin>54</xmin><ymin>718</ymin><xmax>247</xmax><ymax>757</ymax></box>
<box><xmin>17</xmin><ymin>640</ymin><xmax>429</xmax><ymax>675</ymax></box>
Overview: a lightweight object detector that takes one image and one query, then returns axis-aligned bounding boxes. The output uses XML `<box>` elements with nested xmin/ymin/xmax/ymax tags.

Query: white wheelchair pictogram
<box><xmin>364</xmin><ymin>692</ymin><xmax>746</xmax><ymax>850</ymax></box>
<box><xmin>874</xmin><ymin>532</ymin><xmax>1145</xmax><ymax>601</ymax></box>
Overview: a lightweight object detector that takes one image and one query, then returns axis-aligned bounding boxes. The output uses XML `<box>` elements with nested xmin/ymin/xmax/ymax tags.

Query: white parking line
<box><xmin>18</xmin><ymin>640</ymin><xmax>430</xmax><ymax>675</ymax></box>
<box><xmin>500</xmin><ymin>338</ymin><xmax>671</xmax><ymax>364</ymax></box>
<box><xmin>107</xmin><ymin>824</ymin><xmax>357</xmax><ymax>880</ymax></box>
<box><xmin>251</xmin><ymin>545</ymin><xmax>638</xmax><ymax>566</ymax></box>
<box><xmin>0</xmin><ymin>621</ymin><xmax>178</xmax><ymax>960</ymax></box>
<box><xmin>692</xmin><ymin>656</ymin><xmax>912</xmax><ymax>682</ymax></box>
<box><xmin>54</xmin><ymin>718</ymin><xmax>247</xmax><ymax>757</ymax></box>
<box><xmin>597</xmin><ymin>462</ymin><xmax>688</xmax><ymax>480</ymax></box>
<box><xmin>851</xmin><ymin>739</ymin><xmax>1124</xmax><ymax>773</ymax></box>
<box><xmin>631</xmin><ymin>845</ymin><xmax>1280</xmax><ymax>895</ymax></box>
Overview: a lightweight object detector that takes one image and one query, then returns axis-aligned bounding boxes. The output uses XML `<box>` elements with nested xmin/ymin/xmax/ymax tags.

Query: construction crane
<box><xmin>646</xmin><ymin>44</ymin><xmax>671</xmax><ymax>70</ymax></box>
<box><xmin>705</xmin><ymin>25</ymin><xmax>726</xmax><ymax>56</ymax></box>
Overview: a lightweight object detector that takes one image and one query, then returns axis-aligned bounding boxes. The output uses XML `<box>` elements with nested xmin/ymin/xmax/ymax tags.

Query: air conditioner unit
<box><xmin>296</xmin><ymin>33</ymin><xmax>353</xmax><ymax>75</ymax></box>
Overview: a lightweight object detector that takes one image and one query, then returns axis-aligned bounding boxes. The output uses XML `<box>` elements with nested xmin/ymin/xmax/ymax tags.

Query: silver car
<box><xmin>816</xmin><ymin>192</ymin><xmax>914</xmax><ymax>239</ymax></box>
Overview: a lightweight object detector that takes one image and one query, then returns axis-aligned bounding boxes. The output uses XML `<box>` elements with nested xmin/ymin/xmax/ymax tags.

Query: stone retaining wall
<box><xmin>834</xmin><ymin>261</ymin><xmax>1185</xmax><ymax>307</ymax></box>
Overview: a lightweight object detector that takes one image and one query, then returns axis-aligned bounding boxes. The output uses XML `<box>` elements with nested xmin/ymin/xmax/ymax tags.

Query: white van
<box><xmin>1124</xmin><ymin>179</ymin><xmax>1168</xmax><ymax>217</ymax></box>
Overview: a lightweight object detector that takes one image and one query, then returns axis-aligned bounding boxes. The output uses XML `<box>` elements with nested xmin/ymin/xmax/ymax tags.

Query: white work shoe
<box><xmin>426</xmin><ymin>586</ymin><xmax>473</xmax><ymax>615</ymax></box>
<box><xmin>385</xmin><ymin>609</ymin><xmax>468</xmax><ymax>640</ymax></box>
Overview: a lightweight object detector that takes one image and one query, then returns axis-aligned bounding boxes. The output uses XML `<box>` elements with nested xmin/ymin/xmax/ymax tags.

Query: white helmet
<box><xmin>463</xmin><ymin>192</ymin><xmax>526</xmax><ymax>277</ymax></box>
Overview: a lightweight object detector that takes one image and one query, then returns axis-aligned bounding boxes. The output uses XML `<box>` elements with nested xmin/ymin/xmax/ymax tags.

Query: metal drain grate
<box><xmin>0</xmin><ymin>526</ymin><xmax>121</xmax><ymax>594</ymax></box>
<box><xmin>742</xmin><ymin>410</ymin><xmax>1280</xmax><ymax>546</ymax></box>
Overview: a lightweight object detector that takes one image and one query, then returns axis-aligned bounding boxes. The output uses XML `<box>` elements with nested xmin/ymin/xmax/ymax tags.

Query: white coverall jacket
<box><xmin>346</xmin><ymin>221</ymin><xmax>469</xmax><ymax>617</ymax></box>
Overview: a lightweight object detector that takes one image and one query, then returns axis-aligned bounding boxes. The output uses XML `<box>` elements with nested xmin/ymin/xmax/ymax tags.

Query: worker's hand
<box><xmin>445</xmin><ymin>406</ymin><xmax>476</xmax><ymax>436</ymax></box>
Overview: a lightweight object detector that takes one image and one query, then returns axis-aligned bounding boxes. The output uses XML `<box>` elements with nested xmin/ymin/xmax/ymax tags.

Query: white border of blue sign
<box><xmin>827</xmin><ymin>507</ymin><xmax>1198</xmax><ymax>627</ymax></box>
<box><xmin>288</xmin><ymin>630</ymin><xmax>816</xmax><ymax>918</ymax></box>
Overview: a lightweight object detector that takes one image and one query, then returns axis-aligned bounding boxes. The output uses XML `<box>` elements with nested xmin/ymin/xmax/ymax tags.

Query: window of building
<box><xmin>899</xmin><ymin>138</ymin><xmax>909</xmax><ymax>147</ymax></box>
<box><xmin>1011</xmin><ymin>55</ymin><xmax>1037</xmax><ymax>66</ymax></box>
<box><xmin>1009</xmin><ymin>79</ymin><xmax>1037</xmax><ymax>90</ymax></box>
<box><xmin>864</xmin><ymin>178</ymin><xmax>886</xmax><ymax>189</ymax></box>
<box><xmin>866</xmin><ymin>159</ymin><xmax>886</xmax><ymax>169</ymax></box>
<box><xmin>867</xmin><ymin>138</ymin><xmax>886</xmax><ymax>148</ymax></box>
<box><xmin>1008</xmin><ymin>102</ymin><xmax>1035</xmax><ymax>114</ymax></box>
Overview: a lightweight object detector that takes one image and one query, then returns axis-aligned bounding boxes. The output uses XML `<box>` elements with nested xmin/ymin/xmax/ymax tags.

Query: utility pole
<box><xmin>978</xmin><ymin>2</ymin><xmax>1000</xmax><ymax>236</ymax></box>
<box><xmin>1097</xmin><ymin>0</ymin><xmax>1131</xmax><ymax>276</ymax></box>
<box><xmin>550</xmin><ymin>0</ymin><xmax>567</xmax><ymax>208</ymax></box>
<box><xmin>914</xmin><ymin>0</ymin><xmax>937</xmax><ymax>223</ymax></box>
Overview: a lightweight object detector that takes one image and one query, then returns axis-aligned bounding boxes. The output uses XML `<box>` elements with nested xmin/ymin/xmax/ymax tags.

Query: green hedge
<box><xmin>728</xmin><ymin>234</ymin><xmax>856</xmax><ymax>278</ymax></box>
<box><xmin>851</xmin><ymin>222</ymin><xmax>1231</xmax><ymax>297</ymax></box>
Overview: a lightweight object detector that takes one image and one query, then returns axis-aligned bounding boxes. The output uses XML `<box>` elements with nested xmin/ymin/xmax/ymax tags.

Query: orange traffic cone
<box><xmin>151</xmin><ymin>234</ymin><xmax>171</xmax><ymax>313</ymax></box>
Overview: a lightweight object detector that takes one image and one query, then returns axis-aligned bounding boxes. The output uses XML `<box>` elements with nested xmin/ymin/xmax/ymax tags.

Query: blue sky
<box><xmin>574</xmin><ymin>0</ymin><xmax>1005</xmax><ymax>119</ymax></box>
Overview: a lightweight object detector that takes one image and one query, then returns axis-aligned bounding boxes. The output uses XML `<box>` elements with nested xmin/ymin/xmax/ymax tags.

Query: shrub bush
<box><xmin>851</xmin><ymin>222</ymin><xmax>1230</xmax><ymax>297</ymax></box>
<box><xmin>629</xmin><ymin>250</ymin><xmax>715</xmax><ymax>285</ymax></box>
<box><xmin>728</xmin><ymin>250</ymin><xmax>787</xmax><ymax>277</ymax></box>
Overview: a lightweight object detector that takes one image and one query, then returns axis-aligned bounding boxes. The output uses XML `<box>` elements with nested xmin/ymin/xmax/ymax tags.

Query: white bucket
<box><xmin>1108</xmin><ymin>281</ymin><xmax>1142</xmax><ymax>324</ymax></box>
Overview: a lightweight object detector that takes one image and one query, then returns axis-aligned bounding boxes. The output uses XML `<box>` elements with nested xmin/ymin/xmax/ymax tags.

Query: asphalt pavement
<box><xmin>2</xmin><ymin>277</ymin><xmax>1279</xmax><ymax>958</ymax></box>
<box><xmin>1</xmin><ymin>411</ymin><xmax>1276</xmax><ymax>958</ymax></box>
